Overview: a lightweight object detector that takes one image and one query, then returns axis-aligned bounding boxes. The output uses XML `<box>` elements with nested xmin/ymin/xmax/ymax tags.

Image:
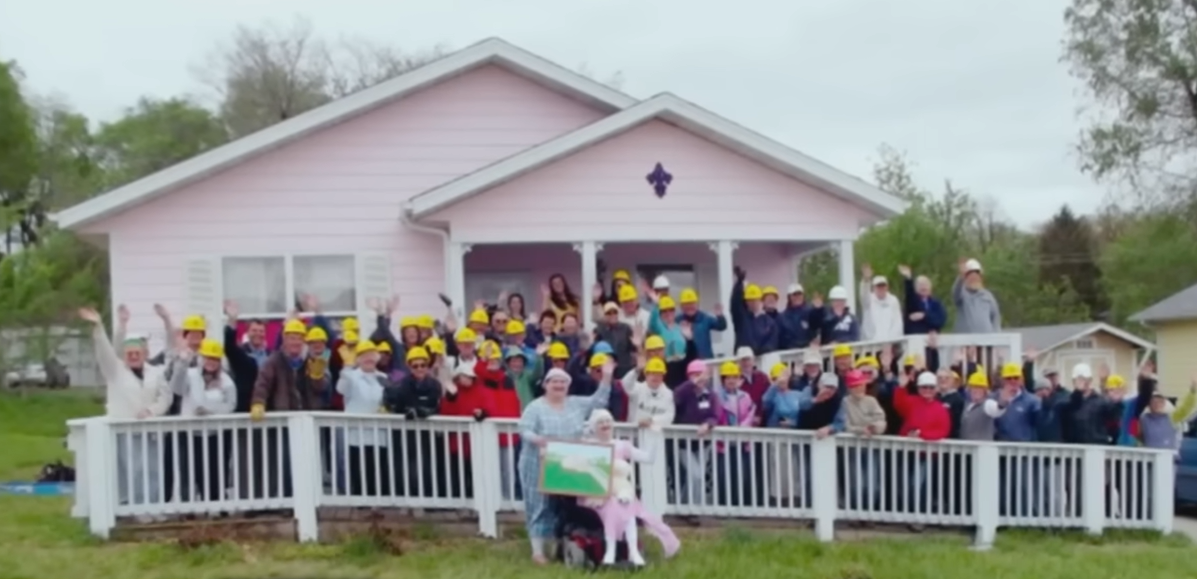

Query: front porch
<box><xmin>454</xmin><ymin>240</ymin><xmax>854</xmax><ymax>355</ymax></box>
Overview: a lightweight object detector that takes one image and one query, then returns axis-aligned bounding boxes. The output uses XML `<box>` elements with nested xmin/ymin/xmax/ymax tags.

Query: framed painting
<box><xmin>539</xmin><ymin>439</ymin><xmax>615</xmax><ymax>498</ymax></box>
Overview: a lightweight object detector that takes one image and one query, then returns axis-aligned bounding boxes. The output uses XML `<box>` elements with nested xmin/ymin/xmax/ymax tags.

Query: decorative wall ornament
<box><xmin>646</xmin><ymin>163</ymin><xmax>673</xmax><ymax>198</ymax></box>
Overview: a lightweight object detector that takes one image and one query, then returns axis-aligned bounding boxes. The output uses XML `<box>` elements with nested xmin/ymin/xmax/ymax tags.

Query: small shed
<box><xmin>1010</xmin><ymin>322</ymin><xmax>1154</xmax><ymax>384</ymax></box>
<box><xmin>1130</xmin><ymin>283</ymin><xmax>1197</xmax><ymax>395</ymax></box>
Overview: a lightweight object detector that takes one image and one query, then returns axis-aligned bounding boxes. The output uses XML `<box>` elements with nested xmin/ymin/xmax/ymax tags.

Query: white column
<box><xmin>447</xmin><ymin>241</ymin><xmax>471</xmax><ymax>318</ymax></box>
<box><xmin>575</xmin><ymin>241</ymin><xmax>601</xmax><ymax>330</ymax></box>
<box><xmin>711</xmin><ymin>240</ymin><xmax>737</xmax><ymax>356</ymax></box>
<box><xmin>836</xmin><ymin>239</ymin><xmax>857</xmax><ymax>313</ymax></box>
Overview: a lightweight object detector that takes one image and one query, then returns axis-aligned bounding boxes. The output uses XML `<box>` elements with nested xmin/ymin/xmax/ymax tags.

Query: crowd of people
<box><xmin>81</xmin><ymin>259</ymin><xmax>1194</xmax><ymax>563</ymax></box>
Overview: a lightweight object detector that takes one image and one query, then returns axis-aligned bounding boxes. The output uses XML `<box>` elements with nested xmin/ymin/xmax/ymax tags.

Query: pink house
<box><xmin>55</xmin><ymin>38</ymin><xmax>904</xmax><ymax>355</ymax></box>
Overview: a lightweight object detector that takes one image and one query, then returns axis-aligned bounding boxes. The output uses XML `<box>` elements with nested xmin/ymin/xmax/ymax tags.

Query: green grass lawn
<box><xmin>542</xmin><ymin>460</ymin><xmax>608</xmax><ymax>496</ymax></box>
<box><xmin>1</xmin><ymin>389</ymin><xmax>1195</xmax><ymax>579</ymax></box>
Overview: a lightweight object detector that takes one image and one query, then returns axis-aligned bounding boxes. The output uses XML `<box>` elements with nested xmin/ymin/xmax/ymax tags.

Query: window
<box><xmin>222</xmin><ymin>257</ymin><xmax>287</xmax><ymax>316</ymax></box>
<box><xmin>294</xmin><ymin>255</ymin><xmax>356</xmax><ymax>313</ymax></box>
<box><xmin>221</xmin><ymin>255</ymin><xmax>357</xmax><ymax>318</ymax></box>
<box><xmin>1073</xmin><ymin>339</ymin><xmax>1095</xmax><ymax>349</ymax></box>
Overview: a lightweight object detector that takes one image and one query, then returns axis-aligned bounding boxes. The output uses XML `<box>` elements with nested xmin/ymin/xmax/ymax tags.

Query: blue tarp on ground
<box><xmin>0</xmin><ymin>482</ymin><xmax>75</xmax><ymax>496</ymax></box>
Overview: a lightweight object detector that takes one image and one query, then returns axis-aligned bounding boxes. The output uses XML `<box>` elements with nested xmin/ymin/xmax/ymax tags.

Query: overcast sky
<box><xmin>1</xmin><ymin>0</ymin><xmax>1098</xmax><ymax>228</ymax></box>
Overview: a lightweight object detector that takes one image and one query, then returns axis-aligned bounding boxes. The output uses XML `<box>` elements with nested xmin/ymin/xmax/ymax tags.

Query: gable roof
<box><xmin>1010</xmin><ymin>322</ymin><xmax>1154</xmax><ymax>353</ymax></box>
<box><xmin>52</xmin><ymin>38</ymin><xmax>637</xmax><ymax>231</ymax></box>
<box><xmin>405</xmin><ymin>92</ymin><xmax>906</xmax><ymax>220</ymax></box>
<box><xmin>1129</xmin><ymin>283</ymin><xmax>1197</xmax><ymax>324</ymax></box>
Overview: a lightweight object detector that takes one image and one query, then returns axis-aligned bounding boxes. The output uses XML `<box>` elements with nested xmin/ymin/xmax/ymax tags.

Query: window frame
<box><xmin>219</xmin><ymin>253</ymin><xmax>358</xmax><ymax>320</ymax></box>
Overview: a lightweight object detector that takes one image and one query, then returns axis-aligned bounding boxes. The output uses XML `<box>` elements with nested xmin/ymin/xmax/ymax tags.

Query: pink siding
<box><xmin>465</xmin><ymin>241</ymin><xmax>797</xmax><ymax>310</ymax></box>
<box><xmin>90</xmin><ymin>65</ymin><xmax>608</xmax><ymax>339</ymax></box>
<box><xmin>429</xmin><ymin>120</ymin><xmax>873</xmax><ymax>241</ymax></box>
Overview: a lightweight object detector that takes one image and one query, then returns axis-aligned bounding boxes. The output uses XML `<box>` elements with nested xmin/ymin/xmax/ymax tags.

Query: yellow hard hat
<box><xmin>406</xmin><ymin>346</ymin><xmax>430</xmax><ymax>363</ymax></box>
<box><xmin>762</xmin><ymin>285</ymin><xmax>779</xmax><ymax>297</ymax></box>
<box><xmin>902</xmin><ymin>354</ymin><xmax>917</xmax><ymax>367</ymax></box>
<box><xmin>305</xmin><ymin>327</ymin><xmax>328</xmax><ymax>343</ymax></box>
<box><xmin>342</xmin><ymin>330</ymin><xmax>360</xmax><ymax>344</ymax></box>
<box><xmin>548</xmin><ymin>342</ymin><xmax>570</xmax><ymax>360</ymax></box>
<box><xmin>424</xmin><ymin>336</ymin><xmax>445</xmax><ymax>356</ymax></box>
<box><xmin>657</xmin><ymin>295</ymin><xmax>677</xmax><ymax>310</ymax></box>
<box><xmin>399</xmin><ymin>316</ymin><xmax>418</xmax><ymax>329</ymax></box>
<box><xmin>468</xmin><ymin>309</ymin><xmax>489</xmax><ymax>325</ymax></box>
<box><xmin>769</xmin><ymin>362</ymin><xmax>788</xmax><ymax>380</ymax></box>
<box><xmin>283</xmin><ymin>319</ymin><xmax>307</xmax><ymax>335</ymax></box>
<box><xmin>1107</xmin><ymin>374</ymin><xmax>1126</xmax><ymax>390</ymax></box>
<box><xmin>719</xmin><ymin>360</ymin><xmax>740</xmax><ymax>377</ymax></box>
<box><xmin>645</xmin><ymin>358</ymin><xmax>667</xmax><ymax>374</ymax></box>
<box><xmin>198</xmin><ymin>339</ymin><xmax>222</xmax><ymax>359</ymax></box>
<box><xmin>417</xmin><ymin>315</ymin><xmax>435</xmax><ymax>330</ymax></box>
<box><xmin>589</xmin><ymin>353</ymin><xmax>609</xmax><ymax>368</ymax></box>
<box><xmin>455</xmin><ymin>328</ymin><xmax>477</xmax><ymax>343</ymax></box>
<box><xmin>744</xmin><ymin>284</ymin><xmax>763</xmax><ymax>300</ymax></box>
<box><xmin>506</xmin><ymin>320</ymin><xmax>526</xmax><ymax>335</ymax></box>
<box><xmin>354</xmin><ymin>340</ymin><xmax>378</xmax><ymax>356</ymax></box>
<box><xmin>341</xmin><ymin>317</ymin><xmax>360</xmax><ymax>332</ymax></box>
<box><xmin>613</xmin><ymin>269</ymin><xmax>632</xmax><ymax>283</ymax></box>
<box><xmin>967</xmin><ymin>372</ymin><xmax>989</xmax><ymax>389</ymax></box>
<box><xmin>618</xmin><ymin>285</ymin><xmax>638</xmax><ymax>303</ymax></box>
<box><xmin>679</xmin><ymin>288</ymin><xmax>699</xmax><ymax>305</ymax></box>
<box><xmin>1000</xmin><ymin>362</ymin><xmax>1022</xmax><ymax>380</ymax></box>
<box><xmin>644</xmin><ymin>335</ymin><xmax>666</xmax><ymax>351</ymax></box>
<box><xmin>181</xmin><ymin>315</ymin><xmax>207</xmax><ymax>332</ymax></box>
<box><xmin>483</xmin><ymin>340</ymin><xmax>502</xmax><ymax>360</ymax></box>
<box><xmin>377</xmin><ymin>341</ymin><xmax>392</xmax><ymax>353</ymax></box>
<box><xmin>832</xmin><ymin>344</ymin><xmax>852</xmax><ymax>358</ymax></box>
<box><xmin>855</xmin><ymin>356</ymin><xmax>879</xmax><ymax>369</ymax></box>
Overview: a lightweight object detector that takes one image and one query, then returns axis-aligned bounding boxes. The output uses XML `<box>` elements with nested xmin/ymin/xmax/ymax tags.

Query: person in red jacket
<box><xmin>898</xmin><ymin>371</ymin><xmax>950</xmax><ymax>526</ymax></box>
<box><xmin>473</xmin><ymin>341</ymin><xmax>523</xmax><ymax>501</ymax></box>
<box><xmin>440</xmin><ymin>363</ymin><xmax>494</xmax><ymax>499</ymax></box>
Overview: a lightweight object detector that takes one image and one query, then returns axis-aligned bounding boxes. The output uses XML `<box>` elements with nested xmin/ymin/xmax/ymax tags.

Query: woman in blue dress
<box><xmin>517</xmin><ymin>360</ymin><xmax>614</xmax><ymax>564</ymax></box>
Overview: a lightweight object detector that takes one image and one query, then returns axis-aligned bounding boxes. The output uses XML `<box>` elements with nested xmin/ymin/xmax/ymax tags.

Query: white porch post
<box><xmin>711</xmin><ymin>240</ymin><xmax>737</xmax><ymax>355</ymax></box>
<box><xmin>836</xmin><ymin>239</ymin><xmax>857</xmax><ymax>314</ymax></box>
<box><xmin>575</xmin><ymin>241</ymin><xmax>602</xmax><ymax>330</ymax></box>
<box><xmin>448</xmin><ymin>241</ymin><xmax>471</xmax><ymax>317</ymax></box>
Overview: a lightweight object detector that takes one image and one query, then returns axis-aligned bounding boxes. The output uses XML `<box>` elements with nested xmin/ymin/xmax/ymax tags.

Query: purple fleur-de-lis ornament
<box><xmin>646</xmin><ymin>163</ymin><xmax>673</xmax><ymax>198</ymax></box>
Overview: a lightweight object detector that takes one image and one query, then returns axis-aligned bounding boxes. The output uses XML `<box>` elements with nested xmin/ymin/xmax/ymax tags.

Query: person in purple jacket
<box><xmin>672</xmin><ymin>360</ymin><xmax>719</xmax><ymax>505</ymax></box>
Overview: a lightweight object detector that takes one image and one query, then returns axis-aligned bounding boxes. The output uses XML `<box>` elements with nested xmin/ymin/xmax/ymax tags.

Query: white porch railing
<box><xmin>705</xmin><ymin>333</ymin><xmax>1023</xmax><ymax>376</ymax></box>
<box><xmin>66</xmin><ymin>412</ymin><xmax>1174</xmax><ymax>548</ymax></box>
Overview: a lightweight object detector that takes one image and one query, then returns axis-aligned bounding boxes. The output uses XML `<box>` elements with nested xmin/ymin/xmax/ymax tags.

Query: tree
<box><xmin>1100</xmin><ymin>210</ymin><xmax>1197</xmax><ymax>323</ymax></box>
<box><xmin>1063</xmin><ymin>0</ymin><xmax>1197</xmax><ymax>207</ymax></box>
<box><xmin>200</xmin><ymin>17</ymin><xmax>445</xmax><ymax>138</ymax></box>
<box><xmin>1038</xmin><ymin>205</ymin><xmax>1107</xmax><ymax>318</ymax></box>
<box><xmin>0</xmin><ymin>60</ymin><xmax>40</xmax><ymax>252</ymax></box>
<box><xmin>27</xmin><ymin>97</ymin><xmax>103</xmax><ymax>212</ymax></box>
<box><xmin>94</xmin><ymin>97</ymin><xmax>228</xmax><ymax>189</ymax></box>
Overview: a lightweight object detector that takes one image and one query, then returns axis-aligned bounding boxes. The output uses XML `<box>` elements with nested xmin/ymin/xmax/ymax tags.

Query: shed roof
<box><xmin>1129</xmin><ymin>283</ymin><xmax>1197</xmax><ymax>324</ymax></box>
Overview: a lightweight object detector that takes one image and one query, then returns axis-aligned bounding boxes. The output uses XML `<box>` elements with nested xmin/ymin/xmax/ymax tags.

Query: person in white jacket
<box><xmin>858</xmin><ymin>264</ymin><xmax>904</xmax><ymax>341</ymax></box>
<box><xmin>168</xmin><ymin>337</ymin><xmax>236</xmax><ymax>503</ymax></box>
<box><xmin>627</xmin><ymin>357</ymin><xmax>675</xmax><ymax>429</ymax></box>
<box><xmin>79</xmin><ymin>306</ymin><xmax>172</xmax><ymax>520</ymax></box>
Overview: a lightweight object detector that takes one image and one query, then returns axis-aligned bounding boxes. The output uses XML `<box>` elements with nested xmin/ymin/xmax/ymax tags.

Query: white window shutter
<box><xmin>355</xmin><ymin>253</ymin><xmax>393</xmax><ymax>339</ymax></box>
<box><xmin>184</xmin><ymin>257</ymin><xmax>224</xmax><ymax>345</ymax></box>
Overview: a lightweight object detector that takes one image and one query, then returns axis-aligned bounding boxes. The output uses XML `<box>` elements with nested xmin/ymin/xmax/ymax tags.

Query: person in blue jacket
<box><xmin>778</xmin><ymin>283</ymin><xmax>823</xmax><ymax>349</ymax></box>
<box><xmin>819</xmin><ymin>285</ymin><xmax>859</xmax><ymax>344</ymax></box>
<box><xmin>729</xmin><ymin>267</ymin><xmax>779</xmax><ymax>354</ymax></box>
<box><xmin>675</xmin><ymin>288</ymin><xmax>728</xmax><ymax>359</ymax></box>
<box><xmin>897</xmin><ymin>265</ymin><xmax>946</xmax><ymax>335</ymax></box>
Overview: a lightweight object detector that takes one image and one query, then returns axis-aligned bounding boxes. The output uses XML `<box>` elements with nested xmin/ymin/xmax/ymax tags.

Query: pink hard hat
<box><xmin>845</xmin><ymin>370</ymin><xmax>868</xmax><ymax>388</ymax></box>
<box><xmin>686</xmin><ymin>360</ymin><xmax>707</xmax><ymax>376</ymax></box>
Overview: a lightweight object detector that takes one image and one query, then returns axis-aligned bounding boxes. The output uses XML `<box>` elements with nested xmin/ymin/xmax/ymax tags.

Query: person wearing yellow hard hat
<box><xmin>543</xmin><ymin>341</ymin><xmax>571</xmax><ymax>374</ymax></box>
<box><xmin>555</xmin><ymin>312</ymin><xmax>584</xmax><ymax>359</ymax></box>
<box><xmin>645</xmin><ymin>293</ymin><xmax>686</xmax><ymax>367</ymax></box>
<box><xmin>831</xmin><ymin>343</ymin><xmax>854</xmax><ymax>375</ymax></box>
<box><xmin>1104</xmin><ymin>372</ymin><xmax>1140</xmax><ymax>447</ymax></box>
<box><xmin>249</xmin><ymin>317</ymin><xmax>315</xmax><ymax>420</ymax></box>
<box><xmin>451</xmin><ymin>327</ymin><xmax>480</xmax><ymax>368</ymax></box>
<box><xmin>613</xmin><ymin>283</ymin><xmax>651</xmax><ymax>331</ymax></box>
<box><xmin>821</xmin><ymin>284</ymin><xmax>859</xmax><ymax>344</ymax></box>
<box><xmin>416</xmin><ymin>314</ymin><xmax>436</xmax><ymax>342</ymax></box>
<box><xmin>959</xmin><ymin>371</ymin><xmax>1004</xmax><ymax>441</ymax></box>
<box><xmin>674</xmin><ymin>287</ymin><xmax>728</xmax><ymax>360</ymax></box>
<box><xmin>778</xmin><ymin>283</ymin><xmax>823</xmax><ymax>350</ymax></box>
<box><xmin>335</xmin><ymin>339</ymin><xmax>394</xmax><ymax>496</ymax></box>
<box><xmin>761</xmin><ymin>285</ymin><xmax>781</xmax><ymax>315</ymax></box>
<box><xmin>465</xmin><ymin>307</ymin><xmax>491</xmax><ymax>336</ymax></box>
<box><xmin>541</xmin><ymin>273</ymin><xmax>580</xmax><ymax>332</ymax></box>
<box><xmin>603</xmin><ymin>268</ymin><xmax>634</xmax><ymax>304</ymax></box>
<box><xmin>729</xmin><ymin>266</ymin><xmax>780</xmax><ymax>356</ymax></box>
<box><xmin>993</xmin><ymin>361</ymin><xmax>1039</xmax><ymax>443</ymax></box>
<box><xmin>628</xmin><ymin>357</ymin><xmax>674</xmax><ymax>430</ymax></box>
<box><xmin>382</xmin><ymin>345</ymin><xmax>441</xmax><ymax>421</ymax></box>
<box><xmin>622</xmin><ymin>335</ymin><xmax>666</xmax><ymax>386</ymax></box>
<box><xmin>169</xmin><ymin>336</ymin><xmax>237</xmax><ymax>500</ymax></box>
<box><xmin>716</xmin><ymin>360</ymin><xmax>756</xmax><ymax>429</ymax></box>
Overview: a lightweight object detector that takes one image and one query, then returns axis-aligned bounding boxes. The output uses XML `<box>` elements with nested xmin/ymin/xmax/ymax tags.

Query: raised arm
<box><xmin>152</xmin><ymin>303</ymin><xmax>177</xmax><ymax>358</ymax></box>
<box><xmin>576</xmin><ymin>358</ymin><xmax>615</xmax><ymax>412</ymax></box>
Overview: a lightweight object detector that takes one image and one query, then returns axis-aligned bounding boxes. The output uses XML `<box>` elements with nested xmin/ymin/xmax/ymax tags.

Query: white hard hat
<box><xmin>454</xmin><ymin>363</ymin><xmax>476</xmax><ymax>378</ymax></box>
<box><xmin>735</xmin><ymin>346</ymin><xmax>755</xmax><ymax>360</ymax></box>
<box><xmin>828</xmin><ymin>286</ymin><xmax>848</xmax><ymax>300</ymax></box>
<box><xmin>964</xmin><ymin>259</ymin><xmax>983</xmax><ymax>273</ymax></box>
<box><xmin>872</xmin><ymin>275</ymin><xmax>888</xmax><ymax>287</ymax></box>
<box><xmin>917</xmin><ymin>371</ymin><xmax>937</xmax><ymax>387</ymax></box>
<box><xmin>652</xmin><ymin>275</ymin><xmax>670</xmax><ymax>290</ymax></box>
<box><xmin>802</xmin><ymin>350</ymin><xmax>822</xmax><ymax>366</ymax></box>
<box><xmin>1071</xmin><ymin>363</ymin><xmax>1092</xmax><ymax>379</ymax></box>
<box><xmin>787</xmin><ymin>283</ymin><xmax>804</xmax><ymax>295</ymax></box>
